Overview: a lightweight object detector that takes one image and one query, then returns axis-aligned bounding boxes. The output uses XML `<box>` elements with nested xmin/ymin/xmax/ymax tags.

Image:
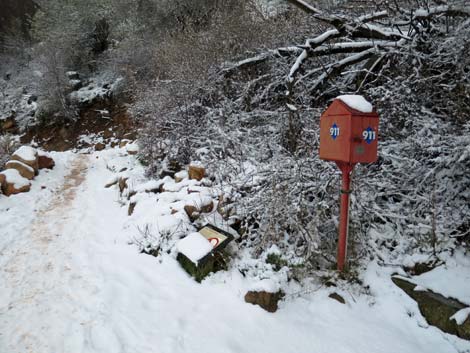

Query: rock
<box><xmin>118</xmin><ymin>177</ymin><xmax>128</xmax><ymax>193</ymax></box>
<box><xmin>66</xmin><ymin>71</ymin><xmax>80</xmax><ymax>80</ymax></box>
<box><xmin>184</xmin><ymin>205</ymin><xmax>199</xmax><ymax>221</ymax></box>
<box><xmin>456</xmin><ymin>317</ymin><xmax>470</xmax><ymax>340</ymax></box>
<box><xmin>184</xmin><ymin>200</ymin><xmax>213</xmax><ymax>221</ymax></box>
<box><xmin>95</xmin><ymin>142</ymin><xmax>106</xmax><ymax>151</ymax></box>
<box><xmin>103</xmin><ymin>129</ymin><xmax>113</xmax><ymax>139</ymax></box>
<box><xmin>0</xmin><ymin>169</ymin><xmax>31</xmax><ymax>196</ymax></box>
<box><xmin>188</xmin><ymin>165</ymin><xmax>205</xmax><ymax>181</ymax></box>
<box><xmin>405</xmin><ymin>259</ymin><xmax>441</xmax><ymax>275</ymax></box>
<box><xmin>119</xmin><ymin>140</ymin><xmax>130</xmax><ymax>148</ymax></box>
<box><xmin>200</xmin><ymin>201</ymin><xmax>214</xmax><ymax>214</ymax></box>
<box><xmin>105</xmin><ymin>179</ymin><xmax>118</xmax><ymax>188</ymax></box>
<box><xmin>168</xmin><ymin>159</ymin><xmax>182</xmax><ymax>173</ymax></box>
<box><xmin>11</xmin><ymin>146</ymin><xmax>38</xmax><ymax>174</ymax></box>
<box><xmin>1</xmin><ymin>116</ymin><xmax>16</xmax><ymax>131</ymax></box>
<box><xmin>126</xmin><ymin>143</ymin><xmax>139</xmax><ymax>155</ymax></box>
<box><xmin>328</xmin><ymin>292</ymin><xmax>346</xmax><ymax>304</ymax></box>
<box><xmin>175</xmin><ymin>170</ymin><xmax>188</xmax><ymax>183</ymax></box>
<box><xmin>38</xmin><ymin>151</ymin><xmax>55</xmax><ymax>169</ymax></box>
<box><xmin>69</xmin><ymin>79</ymin><xmax>82</xmax><ymax>90</ymax></box>
<box><xmin>244</xmin><ymin>290</ymin><xmax>283</xmax><ymax>313</ymax></box>
<box><xmin>392</xmin><ymin>276</ymin><xmax>468</xmax><ymax>339</ymax></box>
<box><xmin>5</xmin><ymin>160</ymin><xmax>35</xmax><ymax>180</ymax></box>
<box><xmin>159</xmin><ymin>169</ymin><xmax>176</xmax><ymax>179</ymax></box>
<box><xmin>128</xmin><ymin>202</ymin><xmax>136</xmax><ymax>216</ymax></box>
<box><xmin>0</xmin><ymin>173</ymin><xmax>5</xmax><ymax>189</ymax></box>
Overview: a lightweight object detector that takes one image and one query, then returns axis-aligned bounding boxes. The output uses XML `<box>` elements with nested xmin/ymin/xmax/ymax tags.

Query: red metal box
<box><xmin>319</xmin><ymin>98</ymin><xmax>379</xmax><ymax>164</ymax></box>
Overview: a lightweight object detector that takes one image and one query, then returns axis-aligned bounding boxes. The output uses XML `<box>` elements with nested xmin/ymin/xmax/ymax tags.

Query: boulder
<box><xmin>244</xmin><ymin>290</ymin><xmax>284</xmax><ymax>313</ymax></box>
<box><xmin>188</xmin><ymin>165</ymin><xmax>205</xmax><ymax>181</ymax></box>
<box><xmin>5</xmin><ymin>160</ymin><xmax>35</xmax><ymax>180</ymax></box>
<box><xmin>392</xmin><ymin>276</ymin><xmax>469</xmax><ymax>339</ymax></box>
<box><xmin>38</xmin><ymin>151</ymin><xmax>55</xmax><ymax>169</ymax></box>
<box><xmin>457</xmin><ymin>317</ymin><xmax>470</xmax><ymax>340</ymax></box>
<box><xmin>11</xmin><ymin>146</ymin><xmax>38</xmax><ymax>174</ymax></box>
<box><xmin>0</xmin><ymin>169</ymin><xmax>31</xmax><ymax>196</ymax></box>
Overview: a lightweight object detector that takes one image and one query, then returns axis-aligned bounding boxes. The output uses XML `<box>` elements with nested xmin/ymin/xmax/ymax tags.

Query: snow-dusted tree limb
<box><xmin>307</xmin><ymin>40</ymin><xmax>405</xmax><ymax>56</ymax></box>
<box><xmin>356</xmin><ymin>11</ymin><xmax>389</xmax><ymax>23</ymax></box>
<box><xmin>285</xmin><ymin>0</ymin><xmax>322</xmax><ymax>15</ymax></box>
<box><xmin>413</xmin><ymin>5</ymin><xmax>470</xmax><ymax>19</ymax></box>
<box><xmin>221</xmin><ymin>53</ymin><xmax>271</xmax><ymax>76</ymax></box>
<box><xmin>309</xmin><ymin>48</ymin><xmax>377</xmax><ymax>93</ymax></box>
<box><xmin>288</xmin><ymin>29</ymin><xmax>341</xmax><ymax>82</ymax></box>
<box><xmin>285</xmin><ymin>0</ymin><xmax>412</xmax><ymax>87</ymax></box>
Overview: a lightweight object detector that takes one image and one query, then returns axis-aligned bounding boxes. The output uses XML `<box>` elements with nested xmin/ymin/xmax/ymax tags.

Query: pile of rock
<box><xmin>0</xmin><ymin>146</ymin><xmax>54</xmax><ymax>196</ymax></box>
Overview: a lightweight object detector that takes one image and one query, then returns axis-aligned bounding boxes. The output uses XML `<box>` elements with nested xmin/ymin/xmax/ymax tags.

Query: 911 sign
<box><xmin>362</xmin><ymin>127</ymin><xmax>376</xmax><ymax>144</ymax></box>
<box><xmin>330</xmin><ymin>123</ymin><xmax>340</xmax><ymax>140</ymax></box>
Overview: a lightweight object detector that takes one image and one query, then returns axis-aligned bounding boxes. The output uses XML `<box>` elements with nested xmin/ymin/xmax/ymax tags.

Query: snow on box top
<box><xmin>13</xmin><ymin>146</ymin><xmax>37</xmax><ymax>162</ymax></box>
<box><xmin>177</xmin><ymin>232</ymin><xmax>213</xmax><ymax>263</ymax></box>
<box><xmin>0</xmin><ymin>169</ymin><xmax>31</xmax><ymax>188</ymax></box>
<box><xmin>336</xmin><ymin>95</ymin><xmax>373</xmax><ymax>113</ymax></box>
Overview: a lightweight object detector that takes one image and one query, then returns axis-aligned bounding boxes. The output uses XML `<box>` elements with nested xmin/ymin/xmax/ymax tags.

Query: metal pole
<box><xmin>336</xmin><ymin>162</ymin><xmax>354</xmax><ymax>272</ymax></box>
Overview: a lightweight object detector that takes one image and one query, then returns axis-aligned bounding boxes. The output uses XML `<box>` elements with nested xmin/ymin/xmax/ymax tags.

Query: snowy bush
<box><xmin>0</xmin><ymin>134</ymin><xmax>19</xmax><ymax>169</ymax></box>
<box><xmin>137</xmin><ymin>0</ymin><xmax>470</xmax><ymax>271</ymax></box>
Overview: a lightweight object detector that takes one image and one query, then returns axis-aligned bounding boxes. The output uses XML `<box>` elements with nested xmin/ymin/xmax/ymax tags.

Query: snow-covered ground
<box><xmin>1</xmin><ymin>149</ymin><xmax>469</xmax><ymax>353</ymax></box>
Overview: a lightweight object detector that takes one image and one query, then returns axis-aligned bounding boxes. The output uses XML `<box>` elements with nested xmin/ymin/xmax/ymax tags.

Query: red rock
<box><xmin>244</xmin><ymin>290</ymin><xmax>283</xmax><ymax>313</ymax></box>
<box><xmin>5</xmin><ymin>160</ymin><xmax>35</xmax><ymax>180</ymax></box>
<box><xmin>188</xmin><ymin>165</ymin><xmax>205</xmax><ymax>181</ymax></box>
<box><xmin>38</xmin><ymin>154</ymin><xmax>55</xmax><ymax>169</ymax></box>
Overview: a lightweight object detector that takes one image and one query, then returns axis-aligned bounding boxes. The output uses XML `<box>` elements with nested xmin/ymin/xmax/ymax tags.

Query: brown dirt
<box><xmin>20</xmin><ymin>102</ymin><xmax>138</xmax><ymax>152</ymax></box>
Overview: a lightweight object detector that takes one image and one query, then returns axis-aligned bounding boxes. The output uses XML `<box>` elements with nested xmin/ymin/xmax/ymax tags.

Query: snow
<box><xmin>0</xmin><ymin>168</ymin><xmax>30</xmax><ymax>188</ymax></box>
<box><xmin>37</xmin><ymin>149</ymin><xmax>51</xmax><ymax>158</ymax></box>
<box><xmin>451</xmin><ymin>308</ymin><xmax>470</xmax><ymax>326</ymax></box>
<box><xmin>286</xmin><ymin>103</ymin><xmax>297</xmax><ymax>111</ymax></box>
<box><xmin>177</xmin><ymin>232</ymin><xmax>213</xmax><ymax>263</ymax></box>
<box><xmin>0</xmin><ymin>149</ymin><xmax>469</xmax><ymax>353</ymax></box>
<box><xmin>175</xmin><ymin>170</ymin><xmax>188</xmax><ymax>180</ymax></box>
<box><xmin>248</xmin><ymin>279</ymin><xmax>280</xmax><ymax>293</ymax></box>
<box><xmin>336</xmin><ymin>95</ymin><xmax>373</xmax><ymax>113</ymax></box>
<box><xmin>126</xmin><ymin>143</ymin><xmax>139</xmax><ymax>153</ymax></box>
<box><xmin>133</xmin><ymin>179</ymin><xmax>163</xmax><ymax>193</ymax></box>
<box><xmin>12</xmin><ymin>145</ymin><xmax>37</xmax><ymax>162</ymax></box>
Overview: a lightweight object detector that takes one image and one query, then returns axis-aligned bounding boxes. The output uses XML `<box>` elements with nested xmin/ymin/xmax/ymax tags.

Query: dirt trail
<box><xmin>0</xmin><ymin>154</ymin><xmax>90</xmax><ymax>353</ymax></box>
<box><xmin>31</xmin><ymin>154</ymin><xmax>88</xmax><ymax>242</ymax></box>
